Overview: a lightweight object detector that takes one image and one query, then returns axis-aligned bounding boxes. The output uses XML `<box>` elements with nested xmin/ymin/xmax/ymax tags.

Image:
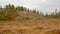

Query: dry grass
<box><xmin>0</xmin><ymin>18</ymin><xmax>60</xmax><ymax>34</ymax></box>
<box><xmin>44</xmin><ymin>29</ymin><xmax>60</xmax><ymax>34</ymax></box>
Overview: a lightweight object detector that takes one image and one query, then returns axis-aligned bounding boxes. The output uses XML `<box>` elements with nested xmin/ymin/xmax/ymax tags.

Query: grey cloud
<box><xmin>0</xmin><ymin>0</ymin><xmax>60</xmax><ymax>13</ymax></box>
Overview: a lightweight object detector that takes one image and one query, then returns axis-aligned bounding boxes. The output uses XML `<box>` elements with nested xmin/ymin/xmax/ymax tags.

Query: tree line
<box><xmin>0</xmin><ymin>4</ymin><xmax>60</xmax><ymax>21</ymax></box>
<box><xmin>0</xmin><ymin>4</ymin><xmax>42</xmax><ymax>20</ymax></box>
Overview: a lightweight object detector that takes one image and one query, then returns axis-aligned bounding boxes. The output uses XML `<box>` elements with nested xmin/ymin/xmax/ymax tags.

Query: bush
<box><xmin>0</xmin><ymin>4</ymin><xmax>18</xmax><ymax>20</ymax></box>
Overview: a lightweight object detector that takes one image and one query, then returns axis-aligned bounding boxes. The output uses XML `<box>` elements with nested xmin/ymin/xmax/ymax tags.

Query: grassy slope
<box><xmin>0</xmin><ymin>18</ymin><xmax>60</xmax><ymax>34</ymax></box>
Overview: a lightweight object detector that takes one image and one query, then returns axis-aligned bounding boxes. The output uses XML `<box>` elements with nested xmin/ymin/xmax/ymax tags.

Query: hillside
<box><xmin>0</xmin><ymin>4</ymin><xmax>60</xmax><ymax>34</ymax></box>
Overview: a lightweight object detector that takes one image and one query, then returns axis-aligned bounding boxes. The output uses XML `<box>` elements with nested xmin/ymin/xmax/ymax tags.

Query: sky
<box><xmin>0</xmin><ymin>0</ymin><xmax>60</xmax><ymax>14</ymax></box>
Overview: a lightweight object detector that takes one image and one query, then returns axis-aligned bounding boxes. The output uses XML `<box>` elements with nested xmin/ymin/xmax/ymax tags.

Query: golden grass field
<box><xmin>0</xmin><ymin>18</ymin><xmax>60</xmax><ymax>34</ymax></box>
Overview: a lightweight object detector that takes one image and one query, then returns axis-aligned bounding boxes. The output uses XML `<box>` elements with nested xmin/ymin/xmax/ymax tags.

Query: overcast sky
<box><xmin>0</xmin><ymin>0</ymin><xmax>60</xmax><ymax>13</ymax></box>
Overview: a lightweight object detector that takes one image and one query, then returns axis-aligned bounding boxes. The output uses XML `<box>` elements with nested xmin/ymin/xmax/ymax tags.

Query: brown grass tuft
<box><xmin>45</xmin><ymin>29</ymin><xmax>60</xmax><ymax>34</ymax></box>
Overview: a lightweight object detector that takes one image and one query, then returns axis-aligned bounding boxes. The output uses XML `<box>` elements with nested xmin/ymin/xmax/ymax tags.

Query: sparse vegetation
<box><xmin>0</xmin><ymin>4</ymin><xmax>60</xmax><ymax>21</ymax></box>
<box><xmin>0</xmin><ymin>4</ymin><xmax>60</xmax><ymax>34</ymax></box>
<box><xmin>45</xmin><ymin>9</ymin><xmax>60</xmax><ymax>18</ymax></box>
<box><xmin>0</xmin><ymin>4</ymin><xmax>44</xmax><ymax>21</ymax></box>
